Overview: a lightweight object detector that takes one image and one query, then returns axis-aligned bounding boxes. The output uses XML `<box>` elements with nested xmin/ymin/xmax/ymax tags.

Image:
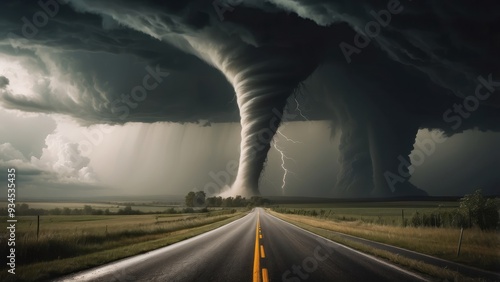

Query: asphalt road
<box><xmin>55</xmin><ymin>208</ymin><xmax>427</xmax><ymax>282</ymax></box>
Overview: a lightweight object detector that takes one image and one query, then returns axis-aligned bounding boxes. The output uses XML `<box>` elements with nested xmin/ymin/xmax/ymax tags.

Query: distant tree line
<box><xmin>272</xmin><ymin>190</ymin><xmax>499</xmax><ymax>230</ymax></box>
<box><xmin>0</xmin><ymin>203</ymin><xmax>233</xmax><ymax>216</ymax></box>
<box><xmin>185</xmin><ymin>191</ymin><xmax>270</xmax><ymax>207</ymax></box>
<box><xmin>0</xmin><ymin>203</ymin><xmax>144</xmax><ymax>216</ymax></box>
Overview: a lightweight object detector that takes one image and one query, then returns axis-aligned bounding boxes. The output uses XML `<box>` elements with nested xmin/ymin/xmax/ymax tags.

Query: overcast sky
<box><xmin>0</xmin><ymin>0</ymin><xmax>499</xmax><ymax>199</ymax></box>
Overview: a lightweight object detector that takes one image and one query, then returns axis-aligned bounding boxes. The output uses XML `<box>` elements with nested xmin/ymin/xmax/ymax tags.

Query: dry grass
<box><xmin>0</xmin><ymin>211</ymin><xmax>247</xmax><ymax>282</ymax></box>
<box><xmin>13</xmin><ymin>213</ymin><xmax>221</xmax><ymax>236</ymax></box>
<box><xmin>269</xmin><ymin>211</ymin><xmax>500</xmax><ymax>272</ymax></box>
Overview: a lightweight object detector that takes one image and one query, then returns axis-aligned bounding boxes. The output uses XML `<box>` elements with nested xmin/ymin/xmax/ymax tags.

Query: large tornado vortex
<box><xmin>211</xmin><ymin>44</ymin><xmax>322</xmax><ymax>196</ymax></box>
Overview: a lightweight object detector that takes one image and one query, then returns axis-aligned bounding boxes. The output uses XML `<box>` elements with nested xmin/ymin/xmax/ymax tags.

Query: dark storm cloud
<box><xmin>0</xmin><ymin>0</ymin><xmax>239</xmax><ymax>124</ymax></box>
<box><xmin>1</xmin><ymin>0</ymin><xmax>499</xmax><ymax>122</ymax></box>
<box><xmin>0</xmin><ymin>0</ymin><xmax>499</xmax><ymax>197</ymax></box>
<box><xmin>256</xmin><ymin>0</ymin><xmax>500</xmax><ymax>196</ymax></box>
<box><xmin>0</xmin><ymin>76</ymin><xmax>8</xmax><ymax>88</ymax></box>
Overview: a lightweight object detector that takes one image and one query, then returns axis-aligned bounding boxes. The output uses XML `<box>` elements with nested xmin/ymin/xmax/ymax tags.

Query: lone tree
<box><xmin>460</xmin><ymin>189</ymin><xmax>499</xmax><ymax>230</ymax></box>
<box><xmin>185</xmin><ymin>191</ymin><xmax>206</xmax><ymax>207</ymax></box>
<box><xmin>194</xmin><ymin>191</ymin><xmax>206</xmax><ymax>207</ymax></box>
<box><xmin>185</xmin><ymin>192</ymin><xmax>195</xmax><ymax>207</ymax></box>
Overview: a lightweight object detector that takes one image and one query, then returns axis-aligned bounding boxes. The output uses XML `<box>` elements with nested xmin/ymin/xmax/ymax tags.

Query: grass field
<box><xmin>0</xmin><ymin>209</ymin><xmax>247</xmax><ymax>282</ymax></box>
<box><xmin>274</xmin><ymin>201</ymin><xmax>460</xmax><ymax>226</ymax></box>
<box><xmin>270</xmin><ymin>201</ymin><xmax>500</xmax><ymax>274</ymax></box>
<box><xmin>7</xmin><ymin>213</ymin><xmax>222</xmax><ymax>237</ymax></box>
<box><xmin>0</xmin><ymin>201</ymin><xmax>182</xmax><ymax>214</ymax></box>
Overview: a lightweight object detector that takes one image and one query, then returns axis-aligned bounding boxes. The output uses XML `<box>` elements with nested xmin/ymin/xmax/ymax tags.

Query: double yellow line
<box><xmin>253</xmin><ymin>211</ymin><xmax>269</xmax><ymax>282</ymax></box>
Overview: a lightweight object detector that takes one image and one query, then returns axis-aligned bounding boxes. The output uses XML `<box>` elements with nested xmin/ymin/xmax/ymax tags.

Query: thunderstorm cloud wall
<box><xmin>0</xmin><ymin>0</ymin><xmax>499</xmax><ymax>197</ymax></box>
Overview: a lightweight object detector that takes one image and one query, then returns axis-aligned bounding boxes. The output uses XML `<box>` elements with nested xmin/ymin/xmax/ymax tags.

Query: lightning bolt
<box><xmin>277</xmin><ymin>130</ymin><xmax>301</xmax><ymax>144</ymax></box>
<box><xmin>273</xmin><ymin>97</ymin><xmax>307</xmax><ymax>195</ymax></box>
<box><xmin>273</xmin><ymin>129</ymin><xmax>298</xmax><ymax>195</ymax></box>
<box><xmin>295</xmin><ymin>97</ymin><xmax>309</xmax><ymax>121</ymax></box>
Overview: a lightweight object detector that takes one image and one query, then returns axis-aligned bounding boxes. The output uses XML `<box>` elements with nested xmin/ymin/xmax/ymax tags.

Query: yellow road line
<box><xmin>262</xmin><ymin>268</ymin><xmax>269</xmax><ymax>282</ymax></box>
<box><xmin>253</xmin><ymin>211</ymin><xmax>261</xmax><ymax>282</ymax></box>
<box><xmin>259</xmin><ymin>234</ymin><xmax>262</xmax><ymax>239</ymax></box>
<box><xmin>260</xmin><ymin>245</ymin><xmax>266</xmax><ymax>258</ymax></box>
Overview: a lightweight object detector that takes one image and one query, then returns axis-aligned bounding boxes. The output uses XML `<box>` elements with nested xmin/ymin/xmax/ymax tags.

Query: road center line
<box><xmin>262</xmin><ymin>268</ymin><xmax>269</xmax><ymax>282</ymax></box>
<box><xmin>253</xmin><ymin>211</ymin><xmax>261</xmax><ymax>282</ymax></box>
<box><xmin>260</xmin><ymin>245</ymin><xmax>266</xmax><ymax>258</ymax></box>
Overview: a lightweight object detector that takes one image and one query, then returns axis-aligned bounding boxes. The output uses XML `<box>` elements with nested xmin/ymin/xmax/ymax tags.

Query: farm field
<box><xmin>0</xmin><ymin>201</ymin><xmax>181</xmax><ymax>214</ymax></box>
<box><xmin>274</xmin><ymin>201</ymin><xmax>460</xmax><ymax>226</ymax></box>
<box><xmin>0</xmin><ymin>209</ymin><xmax>247</xmax><ymax>282</ymax></box>
<box><xmin>270</xmin><ymin>200</ymin><xmax>500</xmax><ymax>273</ymax></box>
<box><xmin>6</xmin><ymin>213</ymin><xmax>226</xmax><ymax>235</ymax></box>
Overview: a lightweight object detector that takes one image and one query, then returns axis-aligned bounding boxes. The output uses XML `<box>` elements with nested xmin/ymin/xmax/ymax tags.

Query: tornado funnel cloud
<box><xmin>219</xmin><ymin>47</ymin><xmax>321</xmax><ymax>196</ymax></box>
<box><xmin>232</xmin><ymin>92</ymin><xmax>288</xmax><ymax>196</ymax></box>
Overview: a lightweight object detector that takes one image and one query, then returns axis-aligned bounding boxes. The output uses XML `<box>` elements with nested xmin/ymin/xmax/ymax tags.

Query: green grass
<box><xmin>9</xmin><ymin>213</ymin><xmax>214</xmax><ymax>233</ymax></box>
<box><xmin>0</xmin><ymin>201</ymin><xmax>183</xmax><ymax>213</ymax></box>
<box><xmin>275</xmin><ymin>201</ymin><xmax>460</xmax><ymax>226</ymax></box>
<box><xmin>0</xmin><ymin>210</ymin><xmax>247</xmax><ymax>282</ymax></box>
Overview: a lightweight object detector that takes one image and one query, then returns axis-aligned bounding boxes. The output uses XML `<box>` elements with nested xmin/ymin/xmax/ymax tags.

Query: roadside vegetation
<box><xmin>271</xmin><ymin>190</ymin><xmax>500</xmax><ymax>274</ymax></box>
<box><xmin>0</xmin><ymin>203</ymin><xmax>248</xmax><ymax>282</ymax></box>
<box><xmin>185</xmin><ymin>191</ymin><xmax>270</xmax><ymax>207</ymax></box>
<box><xmin>1</xmin><ymin>202</ymin><xmax>213</xmax><ymax>216</ymax></box>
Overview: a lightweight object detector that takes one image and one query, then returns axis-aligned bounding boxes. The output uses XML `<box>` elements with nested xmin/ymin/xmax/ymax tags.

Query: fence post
<box><xmin>457</xmin><ymin>227</ymin><xmax>464</xmax><ymax>257</ymax></box>
<box><xmin>401</xmin><ymin>209</ymin><xmax>405</xmax><ymax>226</ymax></box>
<box><xmin>37</xmin><ymin>215</ymin><xmax>40</xmax><ymax>239</ymax></box>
